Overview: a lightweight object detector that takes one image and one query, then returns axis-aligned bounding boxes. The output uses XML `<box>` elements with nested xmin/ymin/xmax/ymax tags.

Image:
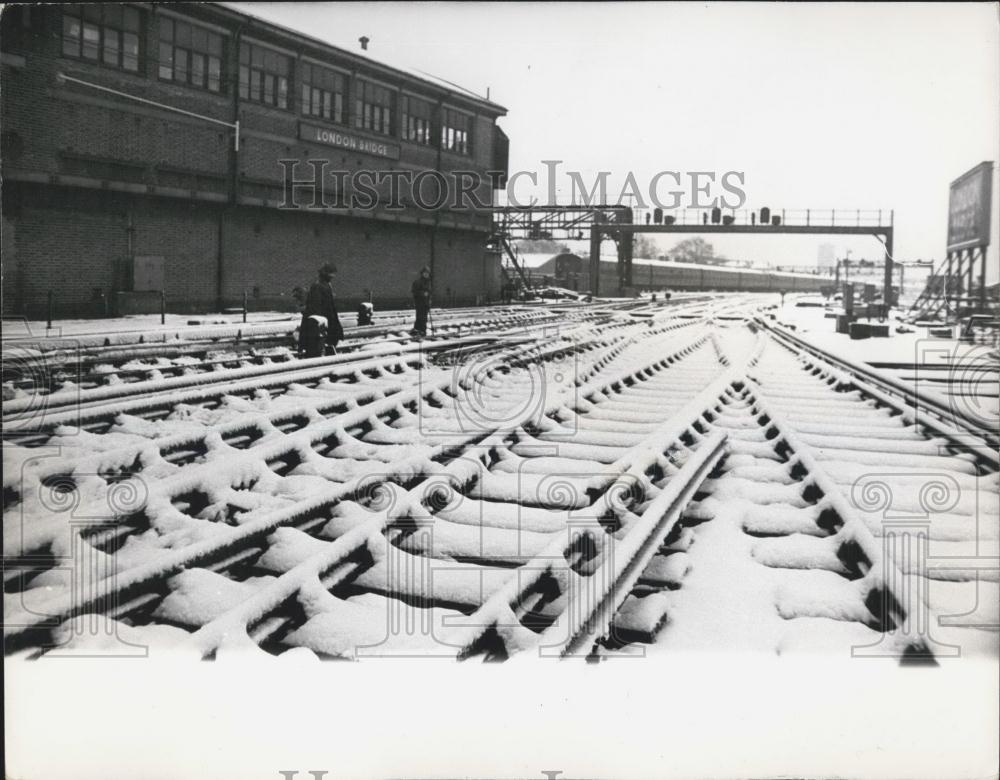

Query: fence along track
<box><xmin>3</xmin><ymin>317</ymin><xmax>717</xmax><ymax>653</ymax></box>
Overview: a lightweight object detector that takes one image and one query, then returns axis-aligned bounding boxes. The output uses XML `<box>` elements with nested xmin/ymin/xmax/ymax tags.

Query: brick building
<box><xmin>0</xmin><ymin>4</ymin><xmax>509</xmax><ymax>317</ymax></box>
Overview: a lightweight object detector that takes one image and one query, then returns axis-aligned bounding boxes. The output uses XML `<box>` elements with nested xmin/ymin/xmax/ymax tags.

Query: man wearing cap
<box><xmin>411</xmin><ymin>266</ymin><xmax>432</xmax><ymax>336</ymax></box>
<box><xmin>299</xmin><ymin>263</ymin><xmax>344</xmax><ymax>357</ymax></box>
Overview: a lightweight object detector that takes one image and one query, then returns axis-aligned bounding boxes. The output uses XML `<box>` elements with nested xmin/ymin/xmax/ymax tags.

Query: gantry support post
<box><xmin>944</xmin><ymin>252</ymin><xmax>953</xmax><ymax>317</ymax></box>
<box><xmin>978</xmin><ymin>245</ymin><xmax>987</xmax><ymax>312</ymax></box>
<box><xmin>589</xmin><ymin>226</ymin><xmax>602</xmax><ymax>296</ymax></box>
<box><xmin>882</xmin><ymin>228</ymin><xmax>894</xmax><ymax>308</ymax></box>
<box><xmin>617</xmin><ymin>231</ymin><xmax>633</xmax><ymax>293</ymax></box>
<box><xmin>619</xmin><ymin>207</ymin><xmax>634</xmax><ymax>293</ymax></box>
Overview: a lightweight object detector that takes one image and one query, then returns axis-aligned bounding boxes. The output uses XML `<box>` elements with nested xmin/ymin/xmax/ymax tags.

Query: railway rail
<box><xmin>1</xmin><ymin>294</ymin><xmax>726</xmax><ymax>392</ymax></box>
<box><xmin>1</xmin><ymin>299</ymin><xmax>714</xmax><ymax>438</ymax></box>
<box><xmin>2</xmin><ymin>305</ymin><xmax>584</xmax><ymax>397</ymax></box>
<box><xmin>757</xmin><ymin>318</ymin><xmax>1000</xmax><ymax>467</ymax></box>
<box><xmin>868</xmin><ymin>358</ymin><xmax>1000</xmax><ymax>442</ymax></box>
<box><xmin>3</xmin><ymin>295</ymin><xmax>996</xmax><ymax>661</ymax></box>
<box><xmin>2</xmin><ymin>302</ymin><xmax>559</xmax><ymax>351</ymax></box>
<box><xmin>1</xmin><ymin>297</ymin><xmax>720</xmax><ymax>410</ymax></box>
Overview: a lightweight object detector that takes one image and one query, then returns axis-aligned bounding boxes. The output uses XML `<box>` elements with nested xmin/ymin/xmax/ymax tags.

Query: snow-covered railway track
<box><xmin>623</xmin><ymin>328</ymin><xmax>998</xmax><ymax>660</ymax></box>
<box><xmin>4</xmin><ymin>315</ymin><xmax>714</xmax><ymax>655</ymax></box>
<box><xmin>868</xmin><ymin>359</ymin><xmax>1000</xmax><ymax>441</ymax></box>
<box><xmin>7</xmin><ymin>306</ymin><xmax>992</xmax><ymax>662</ymax></box>
<box><xmin>3</xmin><ymin>318</ymin><xmax>697</xmax><ymax>498</ymax></box>
<box><xmin>2</xmin><ymin>313</ymin><xmax>689</xmax><ymax>446</ymax></box>
<box><xmin>2</xmin><ymin>298</ymin><xmax>724</xmax><ymax>404</ymax></box>
<box><xmin>2</xmin><ymin>306</ymin><xmax>573</xmax><ymax>398</ymax></box>
<box><xmin>759</xmin><ymin>319</ymin><xmax>1000</xmax><ymax>463</ymax></box>
<box><xmin>3</xmin><ymin>335</ymin><xmax>499</xmax><ymax>444</ymax></box>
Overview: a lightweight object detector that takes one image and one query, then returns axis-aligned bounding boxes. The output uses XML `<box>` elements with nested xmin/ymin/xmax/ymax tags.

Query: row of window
<box><xmin>62</xmin><ymin>6</ymin><xmax>140</xmax><ymax>72</ymax></box>
<box><xmin>61</xmin><ymin>9</ymin><xmax>474</xmax><ymax>154</ymax></box>
<box><xmin>158</xmin><ymin>17</ymin><xmax>223</xmax><ymax>92</ymax></box>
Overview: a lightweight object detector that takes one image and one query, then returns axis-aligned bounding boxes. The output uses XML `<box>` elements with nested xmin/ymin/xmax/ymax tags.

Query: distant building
<box><xmin>817</xmin><ymin>243</ymin><xmax>836</xmax><ymax>271</ymax></box>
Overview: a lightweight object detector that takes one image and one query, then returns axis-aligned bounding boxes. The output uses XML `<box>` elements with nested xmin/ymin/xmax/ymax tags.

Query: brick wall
<box><xmin>224</xmin><ymin>208</ymin><xmax>499</xmax><ymax>310</ymax></box>
<box><xmin>3</xmin><ymin>182</ymin><xmax>499</xmax><ymax>317</ymax></box>
<box><xmin>1</xmin><ymin>4</ymin><xmax>505</xmax><ymax>317</ymax></box>
<box><xmin>1</xmin><ymin>6</ymin><xmax>234</xmax><ymax>180</ymax></box>
<box><xmin>132</xmin><ymin>198</ymin><xmax>220</xmax><ymax>306</ymax></box>
<box><xmin>4</xmin><ymin>186</ymin><xmax>128</xmax><ymax>318</ymax></box>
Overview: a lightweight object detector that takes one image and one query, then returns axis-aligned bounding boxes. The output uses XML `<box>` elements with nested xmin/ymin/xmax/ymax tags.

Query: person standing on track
<box><xmin>411</xmin><ymin>266</ymin><xmax>432</xmax><ymax>336</ymax></box>
<box><xmin>299</xmin><ymin>262</ymin><xmax>344</xmax><ymax>357</ymax></box>
<box><xmin>500</xmin><ymin>267</ymin><xmax>512</xmax><ymax>304</ymax></box>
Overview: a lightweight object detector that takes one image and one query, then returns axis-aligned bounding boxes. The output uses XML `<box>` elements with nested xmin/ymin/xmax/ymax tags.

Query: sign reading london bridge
<box><xmin>299</xmin><ymin>122</ymin><xmax>402</xmax><ymax>161</ymax></box>
<box><xmin>946</xmin><ymin>160</ymin><xmax>994</xmax><ymax>251</ymax></box>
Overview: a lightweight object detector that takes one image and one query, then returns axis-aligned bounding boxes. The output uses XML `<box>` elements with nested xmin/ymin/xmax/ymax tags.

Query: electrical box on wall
<box><xmin>133</xmin><ymin>255</ymin><xmax>165</xmax><ymax>291</ymax></box>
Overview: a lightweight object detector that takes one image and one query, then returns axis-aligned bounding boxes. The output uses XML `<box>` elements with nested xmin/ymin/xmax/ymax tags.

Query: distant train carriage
<box><xmin>540</xmin><ymin>252</ymin><xmax>828</xmax><ymax>294</ymax></box>
<box><xmin>553</xmin><ymin>253</ymin><xmax>585</xmax><ymax>290</ymax></box>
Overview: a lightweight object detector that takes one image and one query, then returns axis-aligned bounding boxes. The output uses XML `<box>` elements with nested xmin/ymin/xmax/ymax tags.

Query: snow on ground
<box><xmin>5</xmin><ymin>302</ymin><xmax>995</xmax><ymax>661</ymax></box>
<box><xmin>640</xmin><ymin>457</ymin><xmax>885</xmax><ymax>657</ymax></box>
<box><xmin>630</xmin><ymin>329</ymin><xmax>998</xmax><ymax>660</ymax></box>
<box><xmin>47</xmin><ymin>616</ymin><xmax>199</xmax><ymax>657</ymax></box>
<box><xmin>2</xmin><ymin>311</ymin><xmax>300</xmax><ymax>342</ymax></box>
<box><xmin>1</xmin><ymin>302</ymin><xmax>532</xmax><ymax>345</ymax></box>
<box><xmin>777</xmin><ymin>297</ymin><xmax>997</xmax><ymax>366</ymax></box>
<box><xmin>153</xmin><ymin>569</ymin><xmax>277</xmax><ymax>628</ymax></box>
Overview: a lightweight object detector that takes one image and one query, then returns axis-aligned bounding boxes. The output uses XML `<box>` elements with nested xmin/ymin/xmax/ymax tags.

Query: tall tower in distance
<box><xmin>817</xmin><ymin>243</ymin><xmax>836</xmax><ymax>272</ymax></box>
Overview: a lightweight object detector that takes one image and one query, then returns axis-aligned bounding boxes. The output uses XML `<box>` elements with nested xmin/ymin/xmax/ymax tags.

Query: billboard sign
<box><xmin>947</xmin><ymin>161</ymin><xmax>993</xmax><ymax>250</ymax></box>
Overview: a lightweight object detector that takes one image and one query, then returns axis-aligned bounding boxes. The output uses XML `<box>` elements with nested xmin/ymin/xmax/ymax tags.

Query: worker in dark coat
<box><xmin>299</xmin><ymin>263</ymin><xmax>344</xmax><ymax>357</ymax></box>
<box><xmin>411</xmin><ymin>266</ymin><xmax>432</xmax><ymax>336</ymax></box>
<box><xmin>500</xmin><ymin>268</ymin><xmax>512</xmax><ymax>304</ymax></box>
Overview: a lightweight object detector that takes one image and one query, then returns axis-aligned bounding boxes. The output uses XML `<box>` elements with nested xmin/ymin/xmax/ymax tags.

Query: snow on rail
<box><xmin>5</xmin><ymin>295</ymin><xmax>994</xmax><ymax>662</ymax></box>
<box><xmin>4</xmin><ymin>315</ymin><xmax>721</xmax><ymax>653</ymax></box>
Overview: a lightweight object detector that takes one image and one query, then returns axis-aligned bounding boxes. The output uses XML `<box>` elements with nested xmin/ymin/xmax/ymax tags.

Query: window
<box><xmin>62</xmin><ymin>5</ymin><xmax>141</xmax><ymax>72</ymax></box>
<box><xmin>300</xmin><ymin>62</ymin><xmax>345</xmax><ymax>124</ymax></box>
<box><xmin>401</xmin><ymin>95</ymin><xmax>433</xmax><ymax>145</ymax></box>
<box><xmin>441</xmin><ymin>108</ymin><xmax>471</xmax><ymax>155</ymax></box>
<box><xmin>354</xmin><ymin>79</ymin><xmax>394</xmax><ymax>136</ymax></box>
<box><xmin>239</xmin><ymin>42</ymin><xmax>290</xmax><ymax>109</ymax></box>
<box><xmin>157</xmin><ymin>17</ymin><xmax>224</xmax><ymax>92</ymax></box>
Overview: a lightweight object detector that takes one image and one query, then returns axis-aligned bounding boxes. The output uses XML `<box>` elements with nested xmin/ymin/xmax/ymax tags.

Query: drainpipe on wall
<box><xmin>126</xmin><ymin>205</ymin><xmax>135</xmax><ymax>287</ymax></box>
<box><xmin>220</xmin><ymin>23</ymin><xmax>245</xmax><ymax>312</ymax></box>
<box><xmin>430</xmin><ymin>98</ymin><xmax>444</xmax><ymax>300</ymax></box>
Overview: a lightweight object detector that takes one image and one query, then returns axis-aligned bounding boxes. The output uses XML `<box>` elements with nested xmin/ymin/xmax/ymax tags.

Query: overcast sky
<box><xmin>228</xmin><ymin>2</ymin><xmax>999</xmax><ymax>277</ymax></box>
